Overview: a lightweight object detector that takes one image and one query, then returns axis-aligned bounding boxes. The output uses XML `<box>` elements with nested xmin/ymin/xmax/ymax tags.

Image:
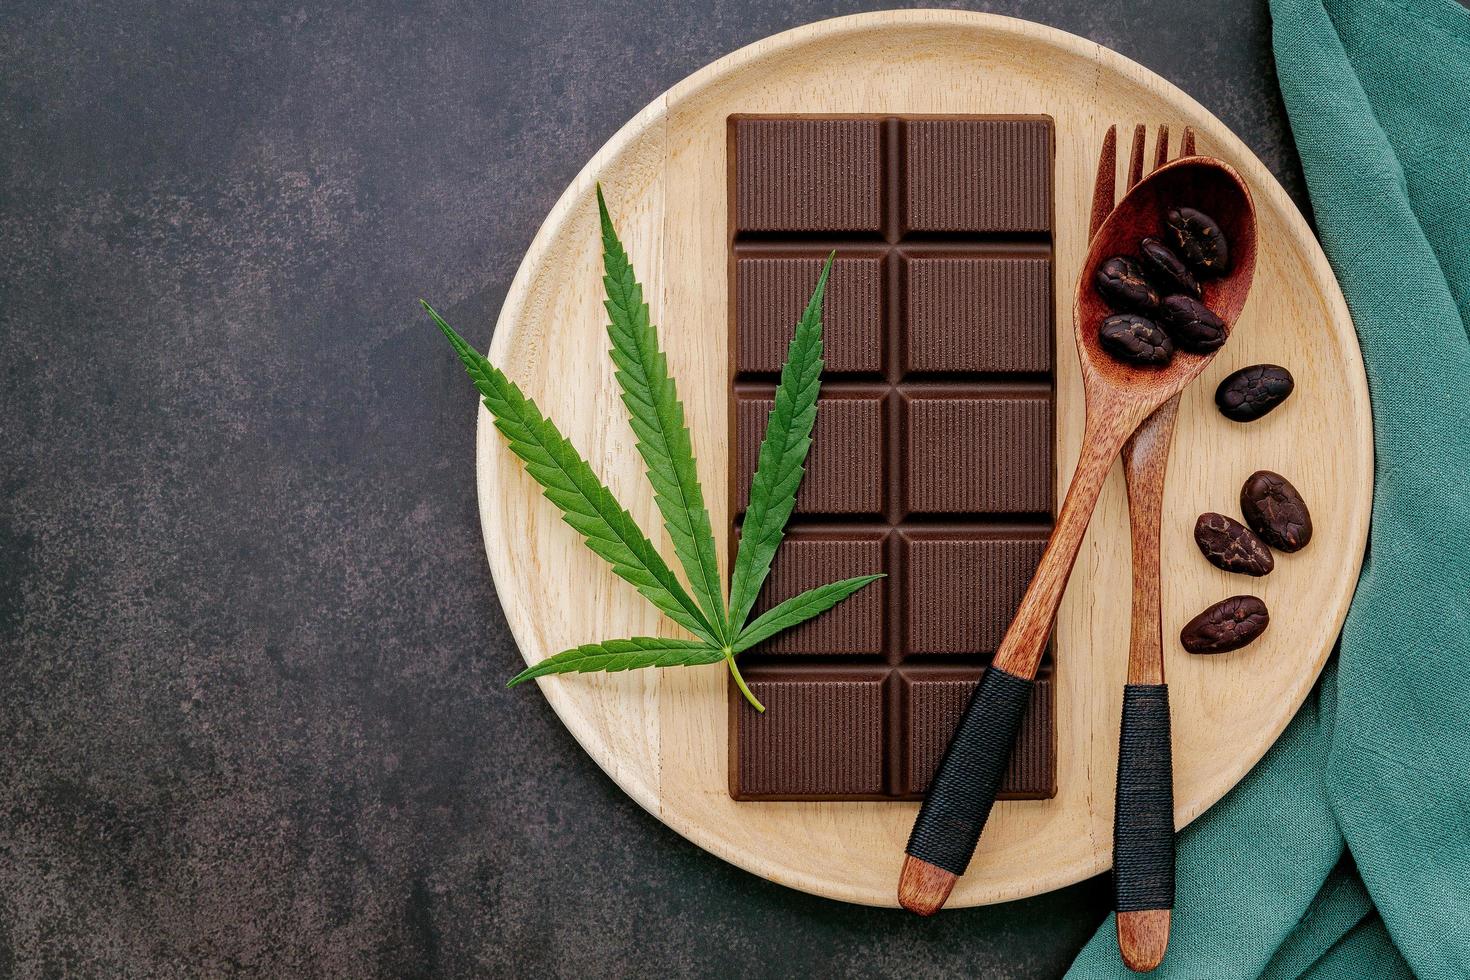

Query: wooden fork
<box><xmin>1095</xmin><ymin>123</ymin><xmax>1196</xmax><ymax>973</ymax></box>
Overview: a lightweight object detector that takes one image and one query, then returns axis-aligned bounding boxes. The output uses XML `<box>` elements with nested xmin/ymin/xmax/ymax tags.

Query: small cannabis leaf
<box><xmin>731</xmin><ymin>574</ymin><xmax>884</xmax><ymax>654</ymax></box>
<box><xmin>428</xmin><ymin>187</ymin><xmax>882</xmax><ymax>712</ymax></box>
<box><xmin>508</xmin><ymin>637</ymin><xmax>726</xmax><ymax>687</ymax></box>
<box><xmin>726</xmin><ymin>257</ymin><xmax>829</xmax><ymax>636</ymax></box>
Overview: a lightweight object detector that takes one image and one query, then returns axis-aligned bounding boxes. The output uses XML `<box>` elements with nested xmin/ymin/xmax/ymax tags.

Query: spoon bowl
<box><xmin>1076</xmin><ymin>156</ymin><xmax>1257</xmax><ymax>412</ymax></box>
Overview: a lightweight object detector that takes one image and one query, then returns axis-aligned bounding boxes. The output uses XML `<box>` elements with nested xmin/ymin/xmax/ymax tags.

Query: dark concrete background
<box><xmin>1</xmin><ymin>1</ymin><xmax>1306</xmax><ymax>976</ymax></box>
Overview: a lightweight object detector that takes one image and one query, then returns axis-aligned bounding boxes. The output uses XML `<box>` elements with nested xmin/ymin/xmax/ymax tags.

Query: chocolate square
<box><xmin>733</xmin><ymin>118</ymin><xmax>885</xmax><ymax>233</ymax></box>
<box><xmin>900</xmin><ymin>529</ymin><xmax>1047</xmax><ymax>656</ymax></box>
<box><xmin>900</xmin><ymin>118</ymin><xmax>1053</xmax><ymax>234</ymax></box>
<box><xmin>745</xmin><ymin>529</ymin><xmax>889</xmax><ymax>656</ymax></box>
<box><xmin>900</xmin><ymin>389</ymin><xmax>1054</xmax><ymax>516</ymax></box>
<box><xmin>902</xmin><ymin>666</ymin><xmax>1056</xmax><ymax>797</ymax></box>
<box><xmin>736</xmin><ymin>251</ymin><xmax>885</xmax><ymax>376</ymax></box>
<box><xmin>731</xmin><ymin>671</ymin><xmax>887</xmax><ymax>798</ymax></box>
<box><xmin>735</xmin><ymin>389</ymin><xmax>887</xmax><ymax>517</ymax></box>
<box><xmin>902</xmin><ymin>251</ymin><xmax>1053</xmax><ymax>374</ymax></box>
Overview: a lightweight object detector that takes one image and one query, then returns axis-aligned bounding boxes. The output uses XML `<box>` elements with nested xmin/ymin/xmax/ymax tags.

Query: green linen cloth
<box><xmin>1067</xmin><ymin>0</ymin><xmax>1470</xmax><ymax>976</ymax></box>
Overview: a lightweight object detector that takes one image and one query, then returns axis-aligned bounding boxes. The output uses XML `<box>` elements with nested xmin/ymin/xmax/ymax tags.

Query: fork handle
<box><xmin>1115</xmin><ymin>684</ymin><xmax>1175</xmax><ymax>972</ymax></box>
<box><xmin>1114</xmin><ymin>683</ymin><xmax>1175</xmax><ymax>913</ymax></box>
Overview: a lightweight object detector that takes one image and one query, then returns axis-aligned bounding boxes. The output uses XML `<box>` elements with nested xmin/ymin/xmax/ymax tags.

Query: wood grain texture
<box><xmin>1119</xmin><ymin>909</ymin><xmax>1172</xmax><ymax>972</ymax></box>
<box><xmin>898</xmin><ymin>854</ymin><xmax>957</xmax><ymax>916</ymax></box>
<box><xmin>1123</xmin><ymin>398</ymin><xmax>1182</xmax><ymax>687</ymax></box>
<box><xmin>475</xmin><ymin>11</ymin><xmax>1372</xmax><ymax>907</ymax></box>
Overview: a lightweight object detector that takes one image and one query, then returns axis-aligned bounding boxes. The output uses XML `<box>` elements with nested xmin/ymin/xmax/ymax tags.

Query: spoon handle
<box><xmin>991</xmin><ymin>404</ymin><xmax>1136</xmax><ymax>678</ymax></box>
<box><xmin>899</xmin><ymin>405</ymin><xmax>1139</xmax><ymax>909</ymax></box>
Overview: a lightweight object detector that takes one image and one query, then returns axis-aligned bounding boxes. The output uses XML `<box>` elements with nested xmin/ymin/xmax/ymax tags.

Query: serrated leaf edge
<box><xmin>596</xmin><ymin>187</ymin><xmax>727</xmax><ymax>643</ymax></box>
<box><xmin>424</xmin><ymin>301</ymin><xmax>718</xmax><ymax>646</ymax></box>
<box><xmin>731</xmin><ymin>574</ymin><xmax>885</xmax><ymax>654</ymax></box>
<box><xmin>725</xmin><ymin>255</ymin><xmax>832</xmax><ymax>633</ymax></box>
<box><xmin>508</xmin><ymin>637</ymin><xmax>726</xmax><ymax>686</ymax></box>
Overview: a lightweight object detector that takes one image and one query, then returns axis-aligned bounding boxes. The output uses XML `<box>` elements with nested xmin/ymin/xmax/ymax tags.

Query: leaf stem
<box><xmin>724</xmin><ymin>647</ymin><xmax>764</xmax><ymax>713</ymax></box>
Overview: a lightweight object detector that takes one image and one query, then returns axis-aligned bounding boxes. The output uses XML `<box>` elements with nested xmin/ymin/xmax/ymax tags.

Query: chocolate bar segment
<box><xmin>733</xmin><ymin>118</ymin><xmax>884</xmax><ymax>233</ymax></box>
<box><xmin>900</xmin><ymin>389</ymin><xmax>1054</xmax><ymax>516</ymax></box>
<box><xmin>902</xmin><ymin>251</ymin><xmax>1053</xmax><ymax>374</ymax></box>
<box><xmin>732</xmin><ymin>670</ymin><xmax>887</xmax><ymax>798</ymax></box>
<box><xmin>736</xmin><ymin>252</ymin><xmax>886</xmax><ymax>376</ymax></box>
<box><xmin>728</xmin><ymin>115</ymin><xmax>1057</xmax><ymax>802</ymax></box>
<box><xmin>901</xmin><ymin>529</ymin><xmax>1048</xmax><ymax>656</ymax></box>
<box><xmin>734</xmin><ymin>389</ymin><xmax>887</xmax><ymax>516</ymax></box>
<box><xmin>746</xmin><ymin>529</ymin><xmax>889</xmax><ymax>655</ymax></box>
<box><xmin>901</xmin><ymin>118</ymin><xmax>1054</xmax><ymax>234</ymax></box>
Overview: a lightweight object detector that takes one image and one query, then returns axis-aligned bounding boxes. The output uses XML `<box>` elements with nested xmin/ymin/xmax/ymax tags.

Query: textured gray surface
<box><xmin>1</xmin><ymin>1</ymin><xmax>1305</xmax><ymax>976</ymax></box>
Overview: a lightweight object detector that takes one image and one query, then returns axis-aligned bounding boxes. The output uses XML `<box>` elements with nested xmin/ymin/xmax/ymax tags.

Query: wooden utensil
<box><xmin>1108</xmin><ymin>124</ymin><xmax>1199</xmax><ymax>973</ymax></box>
<box><xmin>900</xmin><ymin>152</ymin><xmax>1257</xmax><ymax>916</ymax></box>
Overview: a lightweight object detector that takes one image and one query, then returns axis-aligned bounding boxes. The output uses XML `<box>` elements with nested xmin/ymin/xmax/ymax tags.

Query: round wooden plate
<box><xmin>475</xmin><ymin>10</ymin><xmax>1371</xmax><ymax>907</ymax></box>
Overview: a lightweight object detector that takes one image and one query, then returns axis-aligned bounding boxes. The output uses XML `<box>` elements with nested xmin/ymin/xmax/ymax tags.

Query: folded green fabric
<box><xmin>1067</xmin><ymin>0</ymin><xmax>1470</xmax><ymax>976</ymax></box>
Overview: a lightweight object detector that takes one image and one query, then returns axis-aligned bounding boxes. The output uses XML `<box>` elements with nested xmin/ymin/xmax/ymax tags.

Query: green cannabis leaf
<box><xmin>731</xmin><ymin>574</ymin><xmax>884</xmax><ymax>654</ymax></box>
<box><xmin>508</xmin><ymin>637</ymin><xmax>726</xmax><ymax>687</ymax></box>
<box><xmin>425</xmin><ymin>304</ymin><xmax>718</xmax><ymax>645</ymax></box>
<box><xmin>427</xmin><ymin>186</ymin><xmax>882</xmax><ymax>712</ymax></box>
<box><xmin>596</xmin><ymin>187</ymin><xmax>726</xmax><ymax>644</ymax></box>
<box><xmin>726</xmin><ymin>258</ymin><xmax>829</xmax><ymax>636</ymax></box>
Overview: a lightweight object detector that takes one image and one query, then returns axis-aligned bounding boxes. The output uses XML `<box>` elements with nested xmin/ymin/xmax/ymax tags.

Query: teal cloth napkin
<box><xmin>1067</xmin><ymin>0</ymin><xmax>1470</xmax><ymax>976</ymax></box>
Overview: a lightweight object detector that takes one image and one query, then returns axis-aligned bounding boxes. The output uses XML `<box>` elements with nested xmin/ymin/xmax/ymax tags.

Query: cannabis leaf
<box><xmin>428</xmin><ymin>187</ymin><xmax>882</xmax><ymax>712</ymax></box>
<box><xmin>726</xmin><ymin>258</ymin><xmax>830</xmax><ymax>635</ymax></box>
<box><xmin>508</xmin><ymin>637</ymin><xmax>726</xmax><ymax>687</ymax></box>
<box><xmin>596</xmin><ymin>187</ymin><xmax>726</xmax><ymax>643</ymax></box>
<box><xmin>731</xmin><ymin>574</ymin><xmax>884</xmax><ymax>654</ymax></box>
<box><xmin>425</xmin><ymin>304</ymin><xmax>718</xmax><ymax>645</ymax></box>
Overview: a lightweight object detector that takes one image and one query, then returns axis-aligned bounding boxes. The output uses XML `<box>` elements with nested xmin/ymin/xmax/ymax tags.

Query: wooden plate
<box><xmin>475</xmin><ymin>10</ymin><xmax>1371</xmax><ymax>907</ymax></box>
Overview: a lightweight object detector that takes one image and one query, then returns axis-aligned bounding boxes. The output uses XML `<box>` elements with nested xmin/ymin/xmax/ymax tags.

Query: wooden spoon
<box><xmin>899</xmin><ymin>156</ymin><xmax>1257</xmax><ymax>915</ymax></box>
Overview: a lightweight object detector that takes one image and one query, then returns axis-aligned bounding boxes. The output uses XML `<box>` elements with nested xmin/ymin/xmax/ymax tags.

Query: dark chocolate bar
<box><xmin>728</xmin><ymin>115</ymin><xmax>1057</xmax><ymax>801</ymax></box>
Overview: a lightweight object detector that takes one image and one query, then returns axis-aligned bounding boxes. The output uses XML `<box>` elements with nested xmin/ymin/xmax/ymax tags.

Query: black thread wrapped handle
<box><xmin>1114</xmin><ymin>683</ymin><xmax>1175</xmax><ymax>912</ymax></box>
<box><xmin>905</xmin><ymin>666</ymin><xmax>1033</xmax><ymax>875</ymax></box>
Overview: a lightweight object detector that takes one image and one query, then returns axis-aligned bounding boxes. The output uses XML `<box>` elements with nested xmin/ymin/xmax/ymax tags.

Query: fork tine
<box><xmin>1089</xmin><ymin>125</ymin><xmax>1118</xmax><ymax>240</ymax></box>
<box><xmin>1092</xmin><ymin>123</ymin><xmax>1193</xmax><ymax>243</ymax></box>
<box><xmin>1126</xmin><ymin>123</ymin><xmax>1146</xmax><ymax>190</ymax></box>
